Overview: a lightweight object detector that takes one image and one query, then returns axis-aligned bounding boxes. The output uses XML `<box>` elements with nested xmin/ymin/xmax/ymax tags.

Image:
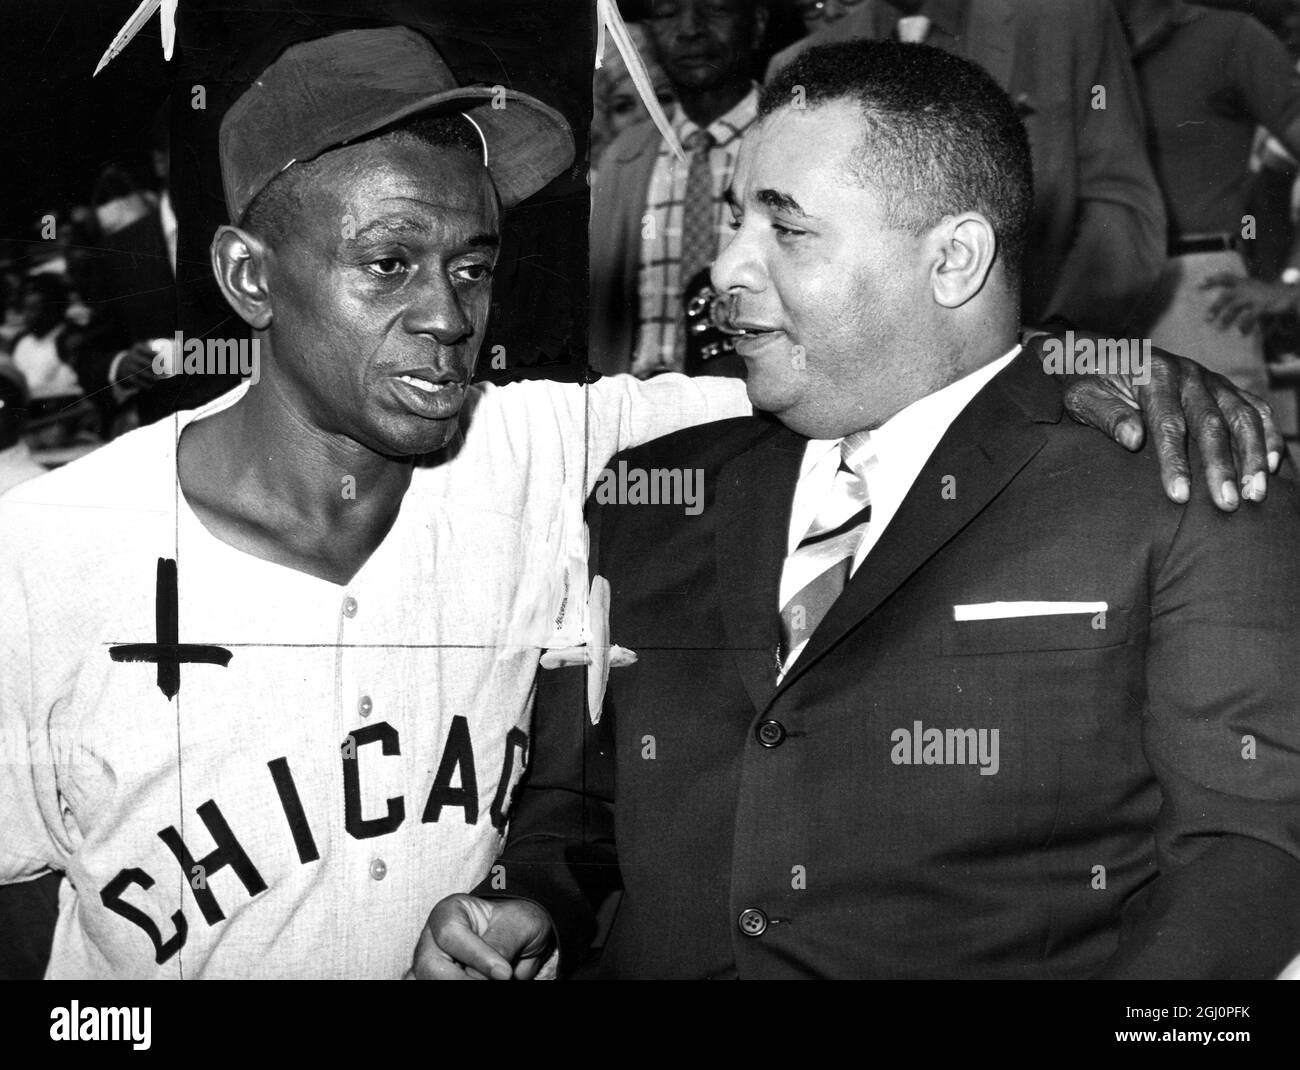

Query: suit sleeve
<box><xmin>589</xmin><ymin>149</ymin><xmax>635</xmax><ymax>378</ymax></box>
<box><xmin>1098</xmin><ymin>475</ymin><xmax>1300</xmax><ymax>978</ymax></box>
<box><xmin>473</xmin><ymin>499</ymin><xmax>621</xmax><ymax>975</ymax></box>
<box><xmin>1042</xmin><ymin>1</ymin><xmax>1166</xmax><ymax>332</ymax></box>
<box><xmin>70</xmin><ymin>244</ymin><xmax>137</xmax><ymax>396</ymax></box>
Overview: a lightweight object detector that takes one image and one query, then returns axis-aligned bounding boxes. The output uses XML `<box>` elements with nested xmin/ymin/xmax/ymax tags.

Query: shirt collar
<box><xmin>875</xmin><ymin>0</ymin><xmax>967</xmax><ymax>40</ymax></box>
<box><xmin>674</xmin><ymin>84</ymin><xmax>760</xmax><ymax>149</ymax></box>
<box><xmin>158</xmin><ymin>190</ymin><xmax>176</xmax><ymax>234</ymax></box>
<box><xmin>158</xmin><ymin>190</ymin><xmax>178</xmax><ymax>273</ymax></box>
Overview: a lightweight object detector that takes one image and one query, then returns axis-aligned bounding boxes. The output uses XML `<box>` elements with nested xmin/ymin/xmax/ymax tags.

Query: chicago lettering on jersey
<box><xmin>98</xmin><ymin>718</ymin><xmax>529</xmax><ymax>964</ymax></box>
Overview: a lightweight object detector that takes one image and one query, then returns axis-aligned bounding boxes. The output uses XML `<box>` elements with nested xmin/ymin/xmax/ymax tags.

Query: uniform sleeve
<box><xmin>1099</xmin><ymin>474</ymin><xmax>1300</xmax><ymax>978</ymax></box>
<box><xmin>0</xmin><ymin>535</ymin><xmax>64</xmax><ymax>885</ymax></box>
<box><xmin>1043</xmin><ymin>0</ymin><xmax>1167</xmax><ymax>332</ymax></box>
<box><xmin>573</xmin><ymin>373</ymin><xmax>751</xmax><ymax>497</ymax></box>
<box><xmin>458</xmin><ymin>373</ymin><xmax>750</xmax><ymax>656</ymax></box>
<box><xmin>475</xmin><ymin>496</ymin><xmax>621</xmax><ymax>974</ymax></box>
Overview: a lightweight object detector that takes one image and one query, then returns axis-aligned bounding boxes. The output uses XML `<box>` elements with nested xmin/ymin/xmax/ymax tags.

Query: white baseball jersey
<box><xmin>0</xmin><ymin>373</ymin><xmax>749</xmax><ymax>978</ymax></box>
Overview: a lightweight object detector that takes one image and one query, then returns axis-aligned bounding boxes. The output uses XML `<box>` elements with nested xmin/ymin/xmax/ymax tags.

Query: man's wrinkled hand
<box><xmin>1027</xmin><ymin>333</ymin><xmax>1282</xmax><ymax>512</ymax></box>
<box><xmin>406</xmin><ymin>893</ymin><xmax>554</xmax><ymax>980</ymax></box>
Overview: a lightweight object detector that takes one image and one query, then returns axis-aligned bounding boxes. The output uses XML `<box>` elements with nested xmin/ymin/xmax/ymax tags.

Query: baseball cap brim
<box><xmin>298</xmin><ymin>87</ymin><xmax>575</xmax><ymax>210</ymax></box>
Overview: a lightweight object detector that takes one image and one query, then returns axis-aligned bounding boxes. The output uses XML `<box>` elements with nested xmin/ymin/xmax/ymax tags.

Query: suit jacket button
<box><xmin>756</xmin><ymin>719</ymin><xmax>786</xmax><ymax>747</ymax></box>
<box><xmin>738</xmin><ymin>908</ymin><xmax>768</xmax><ymax>937</ymax></box>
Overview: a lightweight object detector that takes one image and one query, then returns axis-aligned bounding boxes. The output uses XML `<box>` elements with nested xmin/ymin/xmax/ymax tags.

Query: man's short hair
<box><xmin>240</xmin><ymin>112</ymin><xmax>487</xmax><ymax>247</ymax></box>
<box><xmin>760</xmin><ymin>40</ymin><xmax>1034</xmax><ymax>287</ymax></box>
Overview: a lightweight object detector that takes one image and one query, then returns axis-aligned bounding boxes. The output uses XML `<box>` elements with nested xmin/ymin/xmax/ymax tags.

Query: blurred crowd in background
<box><xmin>5</xmin><ymin>0</ymin><xmax>1300</xmax><ymax>497</ymax></box>
<box><xmin>0</xmin><ymin>104</ymin><xmax>177</xmax><ymax>492</ymax></box>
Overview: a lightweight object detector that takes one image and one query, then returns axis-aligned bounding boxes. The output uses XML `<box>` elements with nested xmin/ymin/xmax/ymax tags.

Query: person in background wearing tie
<box><xmin>413</xmin><ymin>41</ymin><xmax>1300</xmax><ymax>980</ymax></box>
<box><xmin>769</xmin><ymin>0</ymin><xmax>1168</xmax><ymax>336</ymax></box>
<box><xmin>590</xmin><ymin>0</ymin><xmax>770</xmax><ymax>378</ymax></box>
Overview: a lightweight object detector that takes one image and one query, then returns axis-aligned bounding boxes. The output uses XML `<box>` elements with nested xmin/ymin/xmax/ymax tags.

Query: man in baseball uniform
<box><xmin>0</xmin><ymin>25</ymin><xmax>1278</xmax><ymax>979</ymax></box>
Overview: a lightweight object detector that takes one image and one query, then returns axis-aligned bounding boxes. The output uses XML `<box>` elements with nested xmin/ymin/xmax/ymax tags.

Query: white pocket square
<box><xmin>953</xmin><ymin>601</ymin><xmax>1108</xmax><ymax>621</ymax></box>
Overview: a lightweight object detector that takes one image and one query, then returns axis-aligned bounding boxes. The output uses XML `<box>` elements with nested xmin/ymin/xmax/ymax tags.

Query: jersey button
<box><xmin>738</xmin><ymin>907</ymin><xmax>768</xmax><ymax>937</ymax></box>
<box><xmin>756</xmin><ymin>720</ymin><xmax>786</xmax><ymax>747</ymax></box>
<box><xmin>369</xmin><ymin>858</ymin><xmax>387</xmax><ymax>881</ymax></box>
<box><xmin>342</xmin><ymin>596</ymin><xmax>359</xmax><ymax>618</ymax></box>
<box><xmin>358</xmin><ymin>695</ymin><xmax>373</xmax><ymax>718</ymax></box>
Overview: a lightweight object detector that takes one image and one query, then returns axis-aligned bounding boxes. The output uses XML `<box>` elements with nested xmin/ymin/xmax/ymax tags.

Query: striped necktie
<box><xmin>674</xmin><ymin>127</ymin><xmax>717</xmax><ymax>367</ymax></box>
<box><xmin>778</xmin><ymin>432</ymin><xmax>875</xmax><ymax>675</ymax></box>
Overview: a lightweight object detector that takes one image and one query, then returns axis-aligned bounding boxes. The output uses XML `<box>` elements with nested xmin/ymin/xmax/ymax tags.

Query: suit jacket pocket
<box><xmin>940</xmin><ymin>607</ymin><xmax>1130</xmax><ymax>656</ymax></box>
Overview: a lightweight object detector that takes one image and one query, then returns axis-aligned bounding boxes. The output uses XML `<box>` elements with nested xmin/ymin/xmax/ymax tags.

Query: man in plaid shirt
<box><xmin>591</xmin><ymin>0</ymin><xmax>770</xmax><ymax>378</ymax></box>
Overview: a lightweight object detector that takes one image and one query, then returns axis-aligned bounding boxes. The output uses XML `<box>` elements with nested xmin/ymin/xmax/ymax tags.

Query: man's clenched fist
<box><xmin>406</xmin><ymin>894</ymin><xmax>555</xmax><ymax>980</ymax></box>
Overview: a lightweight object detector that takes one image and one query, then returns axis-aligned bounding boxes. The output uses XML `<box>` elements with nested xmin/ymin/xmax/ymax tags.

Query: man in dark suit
<box><xmin>76</xmin><ymin>200</ymin><xmax>177</xmax><ymax>422</ymax></box>
<box><xmin>414</xmin><ymin>40</ymin><xmax>1300</xmax><ymax>979</ymax></box>
<box><xmin>768</xmin><ymin>0</ymin><xmax>1168</xmax><ymax>336</ymax></box>
<box><xmin>78</xmin><ymin>111</ymin><xmax>242</xmax><ymax>427</ymax></box>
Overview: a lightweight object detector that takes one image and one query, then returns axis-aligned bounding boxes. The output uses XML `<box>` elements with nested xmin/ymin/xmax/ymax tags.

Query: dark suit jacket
<box><xmin>768</xmin><ymin>0</ymin><xmax>1168</xmax><ymax>333</ymax></box>
<box><xmin>80</xmin><ymin>209</ymin><xmax>239</xmax><ymax>425</ymax></box>
<box><xmin>483</xmin><ymin>350</ymin><xmax>1300</xmax><ymax>978</ymax></box>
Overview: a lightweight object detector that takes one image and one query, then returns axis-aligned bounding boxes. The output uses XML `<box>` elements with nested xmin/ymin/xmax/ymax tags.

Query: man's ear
<box><xmin>210</xmin><ymin>225</ymin><xmax>273</xmax><ymax>330</ymax></box>
<box><xmin>929</xmin><ymin>212</ymin><xmax>998</xmax><ymax>309</ymax></box>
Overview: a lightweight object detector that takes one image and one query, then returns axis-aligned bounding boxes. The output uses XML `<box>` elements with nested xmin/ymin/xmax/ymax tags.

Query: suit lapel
<box><xmin>714</xmin><ymin>422</ymin><xmax>807</xmax><ymax>711</ymax></box>
<box><xmin>770</xmin><ymin>349</ymin><xmax>1063</xmax><ymax>702</ymax></box>
<box><xmin>964</xmin><ymin>0</ymin><xmax>1016</xmax><ymax>93</ymax></box>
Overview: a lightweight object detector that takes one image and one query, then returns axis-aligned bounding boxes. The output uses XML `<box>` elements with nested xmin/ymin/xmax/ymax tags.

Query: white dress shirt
<box><xmin>12</xmin><ymin>325</ymin><xmax>78</xmax><ymax>401</ymax></box>
<box><xmin>896</xmin><ymin>14</ymin><xmax>932</xmax><ymax>42</ymax></box>
<box><xmin>781</xmin><ymin>345</ymin><xmax>1021</xmax><ymax>609</ymax></box>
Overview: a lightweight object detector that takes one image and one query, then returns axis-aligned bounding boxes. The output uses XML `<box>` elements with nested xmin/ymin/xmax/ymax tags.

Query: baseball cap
<box><xmin>219</xmin><ymin>26</ymin><xmax>576</xmax><ymax>221</ymax></box>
